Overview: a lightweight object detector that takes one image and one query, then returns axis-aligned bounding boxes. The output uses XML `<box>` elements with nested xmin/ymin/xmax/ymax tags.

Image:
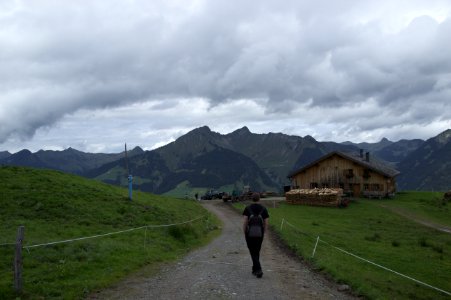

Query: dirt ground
<box><xmin>89</xmin><ymin>201</ymin><xmax>357</xmax><ymax>299</ymax></box>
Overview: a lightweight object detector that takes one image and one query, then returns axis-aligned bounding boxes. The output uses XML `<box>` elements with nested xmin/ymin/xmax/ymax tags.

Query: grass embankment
<box><xmin>0</xmin><ymin>166</ymin><xmax>220</xmax><ymax>299</ymax></box>
<box><xmin>385</xmin><ymin>191</ymin><xmax>451</xmax><ymax>228</ymax></box>
<box><xmin>235</xmin><ymin>193</ymin><xmax>451</xmax><ymax>299</ymax></box>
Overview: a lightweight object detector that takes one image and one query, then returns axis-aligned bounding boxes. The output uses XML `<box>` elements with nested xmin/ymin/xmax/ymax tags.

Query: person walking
<box><xmin>243</xmin><ymin>193</ymin><xmax>269</xmax><ymax>278</ymax></box>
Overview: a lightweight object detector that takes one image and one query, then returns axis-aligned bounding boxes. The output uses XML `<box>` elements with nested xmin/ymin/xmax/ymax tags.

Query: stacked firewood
<box><xmin>285</xmin><ymin>188</ymin><xmax>343</xmax><ymax>207</ymax></box>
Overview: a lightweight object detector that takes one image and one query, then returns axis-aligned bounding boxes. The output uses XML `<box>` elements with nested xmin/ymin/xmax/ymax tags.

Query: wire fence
<box><xmin>4</xmin><ymin>214</ymin><xmax>208</xmax><ymax>294</ymax></box>
<box><xmin>279</xmin><ymin>218</ymin><xmax>451</xmax><ymax>297</ymax></box>
<box><xmin>5</xmin><ymin>212</ymin><xmax>449</xmax><ymax>297</ymax></box>
<box><xmin>0</xmin><ymin>242</ymin><xmax>15</xmax><ymax>247</ymax></box>
<box><xmin>23</xmin><ymin>215</ymin><xmax>205</xmax><ymax>249</ymax></box>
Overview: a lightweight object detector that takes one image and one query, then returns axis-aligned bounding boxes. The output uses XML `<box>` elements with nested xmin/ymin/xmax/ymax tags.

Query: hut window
<box><xmin>371</xmin><ymin>184</ymin><xmax>381</xmax><ymax>191</ymax></box>
<box><xmin>363</xmin><ymin>184</ymin><xmax>369</xmax><ymax>191</ymax></box>
<box><xmin>345</xmin><ymin>169</ymin><xmax>354</xmax><ymax>178</ymax></box>
<box><xmin>363</xmin><ymin>169</ymin><xmax>371</xmax><ymax>179</ymax></box>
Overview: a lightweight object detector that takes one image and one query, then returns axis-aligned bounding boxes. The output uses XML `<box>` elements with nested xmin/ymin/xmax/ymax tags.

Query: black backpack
<box><xmin>247</xmin><ymin>205</ymin><xmax>264</xmax><ymax>238</ymax></box>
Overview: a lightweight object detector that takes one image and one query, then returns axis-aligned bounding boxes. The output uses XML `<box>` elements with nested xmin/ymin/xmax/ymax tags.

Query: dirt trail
<box><xmin>89</xmin><ymin>201</ymin><xmax>356</xmax><ymax>299</ymax></box>
<box><xmin>379</xmin><ymin>204</ymin><xmax>451</xmax><ymax>234</ymax></box>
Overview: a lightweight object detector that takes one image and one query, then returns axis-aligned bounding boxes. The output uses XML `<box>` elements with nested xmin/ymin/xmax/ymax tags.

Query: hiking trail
<box><xmin>89</xmin><ymin>201</ymin><xmax>356</xmax><ymax>299</ymax></box>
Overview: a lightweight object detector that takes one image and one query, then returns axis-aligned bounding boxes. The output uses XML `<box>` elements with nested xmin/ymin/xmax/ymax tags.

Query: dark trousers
<box><xmin>245</xmin><ymin>236</ymin><xmax>264</xmax><ymax>272</ymax></box>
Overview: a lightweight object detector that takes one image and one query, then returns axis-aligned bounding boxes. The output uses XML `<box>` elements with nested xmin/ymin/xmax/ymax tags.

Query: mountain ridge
<box><xmin>397</xmin><ymin>129</ymin><xmax>451</xmax><ymax>191</ymax></box>
<box><xmin>2</xmin><ymin>127</ymin><xmax>450</xmax><ymax>193</ymax></box>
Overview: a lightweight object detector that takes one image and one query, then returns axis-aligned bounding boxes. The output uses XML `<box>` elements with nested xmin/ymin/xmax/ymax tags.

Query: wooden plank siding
<box><xmin>290</xmin><ymin>153</ymin><xmax>397</xmax><ymax>198</ymax></box>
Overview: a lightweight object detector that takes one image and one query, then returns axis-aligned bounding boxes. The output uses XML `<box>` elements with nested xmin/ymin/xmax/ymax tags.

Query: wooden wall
<box><xmin>291</xmin><ymin>154</ymin><xmax>396</xmax><ymax>197</ymax></box>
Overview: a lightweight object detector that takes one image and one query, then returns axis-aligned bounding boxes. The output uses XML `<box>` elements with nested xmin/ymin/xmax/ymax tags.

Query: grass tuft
<box><xmin>418</xmin><ymin>237</ymin><xmax>430</xmax><ymax>247</ymax></box>
<box><xmin>364</xmin><ymin>233</ymin><xmax>381</xmax><ymax>242</ymax></box>
<box><xmin>391</xmin><ymin>240</ymin><xmax>400</xmax><ymax>247</ymax></box>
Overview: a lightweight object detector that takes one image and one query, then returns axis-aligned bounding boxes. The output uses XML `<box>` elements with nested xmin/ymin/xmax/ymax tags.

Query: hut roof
<box><xmin>288</xmin><ymin>151</ymin><xmax>400</xmax><ymax>178</ymax></box>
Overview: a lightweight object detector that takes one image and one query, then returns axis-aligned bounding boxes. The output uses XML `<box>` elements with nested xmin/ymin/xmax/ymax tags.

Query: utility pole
<box><xmin>125</xmin><ymin>143</ymin><xmax>133</xmax><ymax>201</ymax></box>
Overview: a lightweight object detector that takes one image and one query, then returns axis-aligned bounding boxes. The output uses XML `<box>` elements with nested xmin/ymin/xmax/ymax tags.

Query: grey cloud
<box><xmin>1</xmin><ymin>0</ymin><xmax>450</xmax><ymax>143</ymax></box>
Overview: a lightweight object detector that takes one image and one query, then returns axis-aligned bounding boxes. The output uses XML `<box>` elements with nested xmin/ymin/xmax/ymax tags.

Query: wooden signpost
<box><xmin>14</xmin><ymin>226</ymin><xmax>24</xmax><ymax>294</ymax></box>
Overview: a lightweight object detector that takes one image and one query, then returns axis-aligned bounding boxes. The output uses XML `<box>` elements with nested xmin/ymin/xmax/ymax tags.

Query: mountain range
<box><xmin>1</xmin><ymin>127</ymin><xmax>450</xmax><ymax>194</ymax></box>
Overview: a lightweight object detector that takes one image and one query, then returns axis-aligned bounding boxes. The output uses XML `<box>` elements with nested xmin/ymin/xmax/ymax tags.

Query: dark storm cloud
<box><xmin>0</xmin><ymin>0</ymin><xmax>450</xmax><ymax>143</ymax></box>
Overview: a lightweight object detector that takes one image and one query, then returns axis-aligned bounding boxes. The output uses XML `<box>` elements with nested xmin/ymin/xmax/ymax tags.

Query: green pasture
<box><xmin>0</xmin><ymin>166</ymin><xmax>220</xmax><ymax>299</ymax></box>
<box><xmin>385</xmin><ymin>191</ymin><xmax>450</xmax><ymax>227</ymax></box>
<box><xmin>236</xmin><ymin>192</ymin><xmax>451</xmax><ymax>299</ymax></box>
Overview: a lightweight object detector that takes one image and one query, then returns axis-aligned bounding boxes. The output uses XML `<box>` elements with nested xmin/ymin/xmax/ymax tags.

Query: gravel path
<box><xmin>89</xmin><ymin>201</ymin><xmax>356</xmax><ymax>299</ymax></box>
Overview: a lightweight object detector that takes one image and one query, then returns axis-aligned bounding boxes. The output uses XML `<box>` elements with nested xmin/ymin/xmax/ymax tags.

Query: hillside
<box><xmin>342</xmin><ymin>137</ymin><xmax>393</xmax><ymax>152</ymax></box>
<box><xmin>222</xmin><ymin>128</ymin><xmax>334</xmax><ymax>185</ymax></box>
<box><xmin>0</xmin><ymin>166</ymin><xmax>219</xmax><ymax>299</ymax></box>
<box><xmin>373</xmin><ymin>139</ymin><xmax>425</xmax><ymax>164</ymax></box>
<box><xmin>87</xmin><ymin>139</ymin><xmax>275</xmax><ymax>194</ymax></box>
<box><xmin>154</xmin><ymin>126</ymin><xmax>359</xmax><ymax>190</ymax></box>
<box><xmin>397</xmin><ymin>129</ymin><xmax>451</xmax><ymax>191</ymax></box>
<box><xmin>0</xmin><ymin>146</ymin><xmax>144</xmax><ymax>174</ymax></box>
<box><xmin>342</xmin><ymin>138</ymin><xmax>425</xmax><ymax>164</ymax></box>
<box><xmin>0</xmin><ymin>151</ymin><xmax>11</xmax><ymax>160</ymax></box>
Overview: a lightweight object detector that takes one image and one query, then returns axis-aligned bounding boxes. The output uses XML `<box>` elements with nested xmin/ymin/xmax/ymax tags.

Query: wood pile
<box><xmin>285</xmin><ymin>188</ymin><xmax>343</xmax><ymax>207</ymax></box>
<box><xmin>444</xmin><ymin>190</ymin><xmax>451</xmax><ymax>202</ymax></box>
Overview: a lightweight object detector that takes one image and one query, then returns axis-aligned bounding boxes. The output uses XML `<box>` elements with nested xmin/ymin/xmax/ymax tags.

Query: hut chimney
<box><xmin>360</xmin><ymin>149</ymin><xmax>364</xmax><ymax>158</ymax></box>
<box><xmin>365</xmin><ymin>152</ymin><xmax>370</xmax><ymax>162</ymax></box>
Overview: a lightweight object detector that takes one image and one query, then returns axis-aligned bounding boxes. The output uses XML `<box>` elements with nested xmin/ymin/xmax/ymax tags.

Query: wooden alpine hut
<box><xmin>288</xmin><ymin>150</ymin><xmax>400</xmax><ymax>198</ymax></box>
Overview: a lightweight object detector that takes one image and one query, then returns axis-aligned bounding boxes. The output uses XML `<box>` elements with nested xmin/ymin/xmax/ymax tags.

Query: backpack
<box><xmin>247</xmin><ymin>205</ymin><xmax>264</xmax><ymax>238</ymax></box>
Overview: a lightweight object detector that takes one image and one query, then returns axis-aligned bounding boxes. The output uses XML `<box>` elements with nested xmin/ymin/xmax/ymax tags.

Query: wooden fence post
<box><xmin>14</xmin><ymin>225</ymin><xmax>24</xmax><ymax>294</ymax></box>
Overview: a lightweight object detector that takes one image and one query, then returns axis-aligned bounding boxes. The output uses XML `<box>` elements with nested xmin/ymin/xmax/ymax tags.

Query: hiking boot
<box><xmin>255</xmin><ymin>270</ymin><xmax>263</xmax><ymax>278</ymax></box>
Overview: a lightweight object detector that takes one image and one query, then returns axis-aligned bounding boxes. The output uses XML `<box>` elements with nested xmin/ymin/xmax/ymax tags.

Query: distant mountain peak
<box><xmin>377</xmin><ymin>137</ymin><xmax>393</xmax><ymax>146</ymax></box>
<box><xmin>185</xmin><ymin>126</ymin><xmax>212</xmax><ymax>137</ymax></box>
<box><xmin>17</xmin><ymin>149</ymin><xmax>32</xmax><ymax>155</ymax></box>
<box><xmin>186</xmin><ymin>126</ymin><xmax>215</xmax><ymax>140</ymax></box>
<box><xmin>434</xmin><ymin>129</ymin><xmax>451</xmax><ymax>144</ymax></box>
<box><xmin>132</xmin><ymin>146</ymin><xmax>144</xmax><ymax>152</ymax></box>
<box><xmin>63</xmin><ymin>147</ymin><xmax>84</xmax><ymax>154</ymax></box>
<box><xmin>303</xmin><ymin>135</ymin><xmax>317</xmax><ymax>142</ymax></box>
<box><xmin>231</xmin><ymin>126</ymin><xmax>251</xmax><ymax>135</ymax></box>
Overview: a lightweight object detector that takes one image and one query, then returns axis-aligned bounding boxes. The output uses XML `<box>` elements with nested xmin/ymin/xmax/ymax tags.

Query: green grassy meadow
<box><xmin>236</xmin><ymin>193</ymin><xmax>451</xmax><ymax>299</ymax></box>
<box><xmin>0</xmin><ymin>166</ymin><xmax>220</xmax><ymax>299</ymax></box>
<box><xmin>385</xmin><ymin>191</ymin><xmax>451</xmax><ymax>227</ymax></box>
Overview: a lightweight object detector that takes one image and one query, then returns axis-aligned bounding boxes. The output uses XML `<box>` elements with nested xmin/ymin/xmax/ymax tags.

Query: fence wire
<box><xmin>23</xmin><ymin>215</ymin><xmax>206</xmax><ymax>249</ymax></box>
<box><xmin>279</xmin><ymin>217</ymin><xmax>451</xmax><ymax>297</ymax></box>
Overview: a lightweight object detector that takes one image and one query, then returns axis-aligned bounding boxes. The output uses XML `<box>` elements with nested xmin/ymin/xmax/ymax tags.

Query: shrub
<box><xmin>365</xmin><ymin>233</ymin><xmax>381</xmax><ymax>242</ymax></box>
<box><xmin>432</xmin><ymin>245</ymin><xmax>444</xmax><ymax>254</ymax></box>
<box><xmin>418</xmin><ymin>237</ymin><xmax>430</xmax><ymax>247</ymax></box>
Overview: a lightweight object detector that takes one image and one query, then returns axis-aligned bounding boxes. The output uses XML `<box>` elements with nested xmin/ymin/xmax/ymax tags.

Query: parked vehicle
<box><xmin>222</xmin><ymin>186</ymin><xmax>260</xmax><ymax>202</ymax></box>
<box><xmin>201</xmin><ymin>189</ymin><xmax>224</xmax><ymax>200</ymax></box>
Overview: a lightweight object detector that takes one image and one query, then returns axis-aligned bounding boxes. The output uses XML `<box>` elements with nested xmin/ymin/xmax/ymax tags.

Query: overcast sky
<box><xmin>1</xmin><ymin>0</ymin><xmax>450</xmax><ymax>153</ymax></box>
